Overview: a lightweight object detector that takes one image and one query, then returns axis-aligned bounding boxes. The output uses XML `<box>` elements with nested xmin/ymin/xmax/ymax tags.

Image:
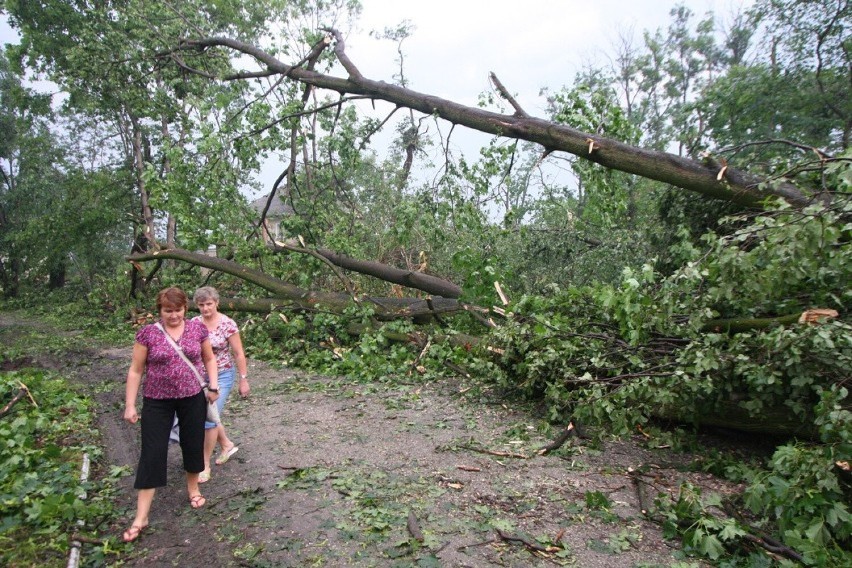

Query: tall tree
<box><xmin>0</xmin><ymin>48</ymin><xmax>131</xmax><ymax>296</ymax></box>
<box><xmin>4</xmin><ymin>0</ymin><xmax>284</xmax><ymax>295</ymax></box>
<box><xmin>0</xmin><ymin>48</ymin><xmax>62</xmax><ymax>295</ymax></box>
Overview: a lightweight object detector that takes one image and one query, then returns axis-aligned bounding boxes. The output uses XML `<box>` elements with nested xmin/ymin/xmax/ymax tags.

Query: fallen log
<box><xmin>700</xmin><ymin>308</ymin><xmax>838</xmax><ymax>333</ymax></box>
<box><xmin>272</xmin><ymin>240</ymin><xmax>463</xmax><ymax>298</ymax></box>
<box><xmin>657</xmin><ymin>398</ymin><xmax>820</xmax><ymax>439</ymax></box>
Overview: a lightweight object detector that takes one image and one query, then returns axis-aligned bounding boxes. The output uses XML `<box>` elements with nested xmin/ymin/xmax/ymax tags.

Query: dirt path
<box><xmin>4</xmin><ymin>313</ymin><xmax>727</xmax><ymax>567</ymax></box>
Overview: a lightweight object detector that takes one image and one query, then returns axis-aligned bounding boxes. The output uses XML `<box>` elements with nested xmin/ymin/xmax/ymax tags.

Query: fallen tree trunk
<box><xmin>175</xmin><ymin>32</ymin><xmax>813</xmax><ymax>209</ymax></box>
<box><xmin>127</xmin><ymin>248</ymin><xmax>476</xmax><ymax>320</ymax></box>
<box><xmin>271</xmin><ymin>240</ymin><xmax>462</xmax><ymax>299</ymax></box>
<box><xmin>657</xmin><ymin>399</ymin><xmax>820</xmax><ymax>439</ymax></box>
<box><xmin>218</xmin><ymin>295</ymin><xmax>470</xmax><ymax>320</ymax></box>
<box><xmin>129</xmin><ymin>247</ymin><xmax>463</xmax><ymax>309</ymax></box>
<box><xmin>701</xmin><ymin>313</ymin><xmax>802</xmax><ymax>333</ymax></box>
<box><xmin>129</xmin><ymin>249</ymin><xmax>838</xmax><ymax>439</ymax></box>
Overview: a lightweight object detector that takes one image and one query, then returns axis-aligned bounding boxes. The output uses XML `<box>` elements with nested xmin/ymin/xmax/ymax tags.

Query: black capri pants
<box><xmin>134</xmin><ymin>391</ymin><xmax>206</xmax><ymax>489</ymax></box>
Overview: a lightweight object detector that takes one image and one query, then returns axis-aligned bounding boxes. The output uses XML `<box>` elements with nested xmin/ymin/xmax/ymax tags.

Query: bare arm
<box><xmin>228</xmin><ymin>332</ymin><xmax>250</xmax><ymax>397</ymax></box>
<box><xmin>124</xmin><ymin>343</ymin><xmax>147</xmax><ymax>423</ymax></box>
<box><xmin>201</xmin><ymin>338</ymin><xmax>220</xmax><ymax>403</ymax></box>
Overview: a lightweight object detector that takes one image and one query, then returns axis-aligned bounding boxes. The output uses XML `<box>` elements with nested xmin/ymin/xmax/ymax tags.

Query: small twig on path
<box><xmin>722</xmin><ymin>502</ymin><xmax>806</xmax><ymax>562</ymax></box>
<box><xmin>0</xmin><ymin>382</ymin><xmax>37</xmax><ymax>419</ymax></box>
<box><xmin>496</xmin><ymin>528</ymin><xmax>561</xmax><ymax>554</ymax></box>
<box><xmin>742</xmin><ymin>533</ymin><xmax>805</xmax><ymax>563</ymax></box>
<box><xmin>460</xmin><ymin>444</ymin><xmax>529</xmax><ymax>459</ymax></box>
<box><xmin>69</xmin><ymin>533</ymin><xmax>108</xmax><ymax>546</ymax></box>
<box><xmin>444</xmin><ymin>360</ymin><xmax>472</xmax><ymax>378</ymax></box>
<box><xmin>627</xmin><ymin>466</ymin><xmax>655</xmax><ymax>515</ymax></box>
<box><xmin>0</xmin><ymin>389</ymin><xmax>27</xmax><ymax>419</ymax></box>
<box><xmin>457</xmin><ymin>537</ymin><xmax>497</xmax><ymax>551</ymax></box>
<box><xmin>408</xmin><ymin>339</ymin><xmax>431</xmax><ymax>376</ymax></box>
<box><xmin>205</xmin><ymin>487</ymin><xmax>264</xmax><ymax>510</ymax></box>
<box><xmin>536</xmin><ymin>422</ymin><xmax>577</xmax><ymax>455</ymax></box>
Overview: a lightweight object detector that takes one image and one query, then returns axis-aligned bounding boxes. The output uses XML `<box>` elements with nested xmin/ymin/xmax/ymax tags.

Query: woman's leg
<box><xmin>126</xmin><ymin>397</ymin><xmax>173</xmax><ymax>540</ymax></box>
<box><xmin>176</xmin><ymin>392</ymin><xmax>206</xmax><ymax>474</ymax></box>
<box><xmin>135</xmin><ymin>397</ymin><xmax>174</xmax><ymax>489</ymax></box>
<box><xmin>202</xmin><ymin>367</ymin><xmax>233</xmax><ymax>475</ymax></box>
<box><xmin>204</xmin><ymin>368</ymin><xmax>237</xmax><ymax>466</ymax></box>
<box><xmin>176</xmin><ymin>392</ymin><xmax>207</xmax><ymax>504</ymax></box>
<box><xmin>214</xmin><ymin>423</ymin><xmax>238</xmax><ymax>464</ymax></box>
<box><xmin>202</xmin><ymin>426</ymin><xmax>217</xmax><ymax>479</ymax></box>
<box><xmin>132</xmin><ymin>489</ymin><xmax>155</xmax><ymax>527</ymax></box>
<box><xmin>186</xmin><ymin>471</ymin><xmax>205</xmax><ymax>508</ymax></box>
<box><xmin>123</xmin><ymin>488</ymin><xmax>154</xmax><ymax>541</ymax></box>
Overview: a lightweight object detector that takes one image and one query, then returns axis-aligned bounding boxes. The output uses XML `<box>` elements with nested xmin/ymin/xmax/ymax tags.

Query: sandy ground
<box><xmin>3</xmin><ymin>312</ymin><xmax>734</xmax><ymax>567</ymax></box>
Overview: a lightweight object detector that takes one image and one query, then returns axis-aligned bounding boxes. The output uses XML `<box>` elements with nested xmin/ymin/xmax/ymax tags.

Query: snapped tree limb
<box><xmin>175</xmin><ymin>32</ymin><xmax>813</xmax><ymax>208</ymax></box>
<box><xmin>271</xmin><ymin>240</ymin><xmax>462</xmax><ymax>298</ymax></box>
<box><xmin>126</xmin><ymin>247</ymin><xmax>470</xmax><ymax>320</ymax></box>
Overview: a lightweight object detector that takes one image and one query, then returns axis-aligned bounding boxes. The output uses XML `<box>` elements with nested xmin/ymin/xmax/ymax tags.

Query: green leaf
<box><xmin>700</xmin><ymin>534</ymin><xmax>725</xmax><ymax>559</ymax></box>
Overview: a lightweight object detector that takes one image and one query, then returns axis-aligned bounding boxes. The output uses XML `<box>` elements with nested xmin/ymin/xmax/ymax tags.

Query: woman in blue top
<box><xmin>193</xmin><ymin>286</ymin><xmax>250</xmax><ymax>482</ymax></box>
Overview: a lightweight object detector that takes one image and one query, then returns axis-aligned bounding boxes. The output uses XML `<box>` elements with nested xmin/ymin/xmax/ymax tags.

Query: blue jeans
<box><xmin>205</xmin><ymin>367</ymin><xmax>235</xmax><ymax>429</ymax></box>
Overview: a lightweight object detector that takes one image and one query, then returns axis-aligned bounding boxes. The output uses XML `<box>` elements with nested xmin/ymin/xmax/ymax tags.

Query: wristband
<box><xmin>208</xmin><ymin>388</ymin><xmax>219</xmax><ymax>393</ymax></box>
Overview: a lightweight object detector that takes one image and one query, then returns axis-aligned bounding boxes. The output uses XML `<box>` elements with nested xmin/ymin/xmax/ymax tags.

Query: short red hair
<box><xmin>156</xmin><ymin>287</ymin><xmax>188</xmax><ymax>312</ymax></box>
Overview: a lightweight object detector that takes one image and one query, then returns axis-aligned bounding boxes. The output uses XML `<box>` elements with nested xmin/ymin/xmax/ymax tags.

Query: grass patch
<box><xmin>0</xmin><ymin>369</ymin><xmax>124</xmax><ymax>566</ymax></box>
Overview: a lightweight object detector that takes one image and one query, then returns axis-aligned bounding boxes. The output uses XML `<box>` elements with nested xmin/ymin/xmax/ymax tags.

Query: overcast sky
<box><xmin>335</xmin><ymin>0</ymin><xmax>754</xmax><ymax>194</ymax></box>
<box><xmin>1</xmin><ymin>0</ymin><xmax>753</xmax><ymax>194</ymax></box>
<box><xmin>0</xmin><ymin>0</ymin><xmax>753</xmax><ymax>109</ymax></box>
<box><xmin>349</xmin><ymin>0</ymin><xmax>752</xmax><ymax>108</ymax></box>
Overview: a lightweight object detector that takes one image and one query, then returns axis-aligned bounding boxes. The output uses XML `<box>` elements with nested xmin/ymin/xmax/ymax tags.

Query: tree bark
<box><xmin>130</xmin><ymin>114</ymin><xmax>156</xmax><ymax>247</ymax></box>
<box><xmin>176</xmin><ymin>32</ymin><xmax>813</xmax><ymax>209</ymax></box>
<box><xmin>215</xmin><ymin>294</ymin><xmax>467</xmax><ymax>320</ymax></box>
<box><xmin>127</xmin><ymin>247</ymin><xmax>469</xmax><ymax>319</ymax></box>
<box><xmin>271</xmin><ymin>240</ymin><xmax>462</xmax><ymax>298</ymax></box>
<box><xmin>700</xmin><ymin>313</ymin><xmax>802</xmax><ymax>333</ymax></box>
<box><xmin>658</xmin><ymin>399</ymin><xmax>819</xmax><ymax>439</ymax></box>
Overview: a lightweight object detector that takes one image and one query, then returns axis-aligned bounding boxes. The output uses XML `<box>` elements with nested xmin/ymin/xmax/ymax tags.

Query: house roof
<box><xmin>249</xmin><ymin>192</ymin><xmax>294</xmax><ymax>217</ymax></box>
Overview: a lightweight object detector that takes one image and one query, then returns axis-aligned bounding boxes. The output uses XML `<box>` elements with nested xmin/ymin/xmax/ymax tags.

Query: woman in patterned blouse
<box><xmin>122</xmin><ymin>287</ymin><xmax>219</xmax><ymax>542</ymax></box>
<box><xmin>193</xmin><ymin>286</ymin><xmax>250</xmax><ymax>483</ymax></box>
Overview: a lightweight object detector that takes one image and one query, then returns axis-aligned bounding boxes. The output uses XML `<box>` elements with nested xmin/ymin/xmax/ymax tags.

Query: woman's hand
<box><xmin>206</xmin><ymin>390</ymin><xmax>220</xmax><ymax>404</ymax></box>
<box><xmin>239</xmin><ymin>377</ymin><xmax>250</xmax><ymax>398</ymax></box>
<box><xmin>124</xmin><ymin>405</ymin><xmax>139</xmax><ymax>424</ymax></box>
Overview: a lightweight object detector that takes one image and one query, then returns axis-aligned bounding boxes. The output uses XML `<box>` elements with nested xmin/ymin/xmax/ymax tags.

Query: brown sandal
<box><xmin>122</xmin><ymin>524</ymin><xmax>147</xmax><ymax>542</ymax></box>
<box><xmin>189</xmin><ymin>494</ymin><xmax>206</xmax><ymax>509</ymax></box>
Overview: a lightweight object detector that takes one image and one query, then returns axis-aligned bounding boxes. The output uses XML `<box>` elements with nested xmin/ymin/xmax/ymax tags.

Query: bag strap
<box><xmin>155</xmin><ymin>322</ymin><xmax>207</xmax><ymax>389</ymax></box>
